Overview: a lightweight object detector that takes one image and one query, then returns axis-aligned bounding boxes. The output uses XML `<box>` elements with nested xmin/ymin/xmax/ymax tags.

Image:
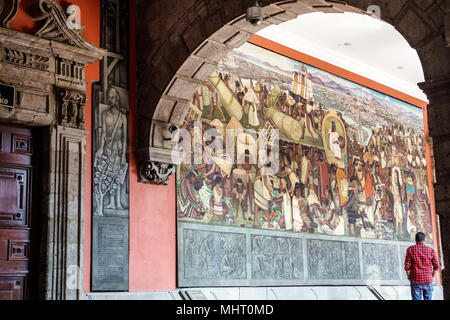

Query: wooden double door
<box><xmin>0</xmin><ymin>124</ymin><xmax>41</xmax><ymax>300</ymax></box>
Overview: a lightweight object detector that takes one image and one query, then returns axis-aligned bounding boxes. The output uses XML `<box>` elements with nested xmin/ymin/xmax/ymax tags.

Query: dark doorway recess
<box><xmin>0</xmin><ymin>123</ymin><xmax>43</xmax><ymax>300</ymax></box>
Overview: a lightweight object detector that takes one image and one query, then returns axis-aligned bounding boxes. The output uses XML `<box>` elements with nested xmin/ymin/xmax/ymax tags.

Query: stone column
<box><xmin>419</xmin><ymin>78</ymin><xmax>450</xmax><ymax>299</ymax></box>
<box><xmin>41</xmin><ymin>125</ymin><xmax>87</xmax><ymax>300</ymax></box>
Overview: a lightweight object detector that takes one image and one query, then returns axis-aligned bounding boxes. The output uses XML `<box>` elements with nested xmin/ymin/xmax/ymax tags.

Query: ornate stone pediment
<box><xmin>25</xmin><ymin>0</ymin><xmax>100</xmax><ymax>52</ymax></box>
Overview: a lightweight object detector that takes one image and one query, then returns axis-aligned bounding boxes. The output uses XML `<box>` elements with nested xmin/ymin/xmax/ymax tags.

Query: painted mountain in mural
<box><xmin>310</xmin><ymin>71</ymin><xmax>356</xmax><ymax>95</ymax></box>
<box><xmin>308</xmin><ymin>74</ymin><xmax>325</xmax><ymax>86</ymax></box>
<box><xmin>232</xmin><ymin>50</ymin><xmax>292</xmax><ymax>77</ymax></box>
<box><xmin>310</xmin><ymin>72</ymin><xmax>337</xmax><ymax>87</ymax></box>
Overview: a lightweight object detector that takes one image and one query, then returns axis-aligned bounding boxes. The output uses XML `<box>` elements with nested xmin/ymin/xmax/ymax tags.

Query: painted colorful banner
<box><xmin>176</xmin><ymin>42</ymin><xmax>432</xmax><ymax>243</ymax></box>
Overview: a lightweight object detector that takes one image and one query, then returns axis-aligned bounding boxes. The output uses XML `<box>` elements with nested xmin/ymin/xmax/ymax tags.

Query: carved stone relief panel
<box><xmin>93</xmin><ymin>85</ymin><xmax>129</xmax><ymax>218</ymax></box>
<box><xmin>251</xmin><ymin>235</ymin><xmax>303</xmax><ymax>280</ymax></box>
<box><xmin>307</xmin><ymin>239</ymin><xmax>361</xmax><ymax>280</ymax></box>
<box><xmin>57</xmin><ymin>88</ymin><xmax>86</xmax><ymax>129</ymax></box>
<box><xmin>183</xmin><ymin>228</ymin><xmax>247</xmax><ymax>280</ymax></box>
<box><xmin>178</xmin><ymin>221</ymin><xmax>413</xmax><ymax>286</ymax></box>
<box><xmin>362</xmin><ymin>242</ymin><xmax>400</xmax><ymax>281</ymax></box>
<box><xmin>5</xmin><ymin>47</ymin><xmax>50</xmax><ymax>71</ymax></box>
<box><xmin>91</xmin><ymin>0</ymin><xmax>129</xmax><ymax>292</ymax></box>
<box><xmin>0</xmin><ymin>28</ymin><xmax>55</xmax><ymax>126</ymax></box>
<box><xmin>91</xmin><ymin>84</ymin><xmax>129</xmax><ymax>291</ymax></box>
<box><xmin>55</xmin><ymin>57</ymin><xmax>87</xmax><ymax>92</ymax></box>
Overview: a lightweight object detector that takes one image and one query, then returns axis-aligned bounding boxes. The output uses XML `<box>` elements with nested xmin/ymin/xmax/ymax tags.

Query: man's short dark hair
<box><xmin>415</xmin><ymin>232</ymin><xmax>426</xmax><ymax>243</ymax></box>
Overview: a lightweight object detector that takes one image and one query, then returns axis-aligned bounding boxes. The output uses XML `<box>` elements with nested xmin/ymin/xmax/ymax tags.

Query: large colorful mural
<box><xmin>176</xmin><ymin>42</ymin><xmax>432</xmax><ymax>244</ymax></box>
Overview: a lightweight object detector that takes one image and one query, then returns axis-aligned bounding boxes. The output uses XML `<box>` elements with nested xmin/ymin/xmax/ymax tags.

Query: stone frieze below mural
<box><xmin>177</xmin><ymin>222</ymin><xmax>413</xmax><ymax>287</ymax></box>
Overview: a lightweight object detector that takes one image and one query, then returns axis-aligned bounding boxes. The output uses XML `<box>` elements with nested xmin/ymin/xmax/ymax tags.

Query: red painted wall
<box><xmin>9</xmin><ymin>0</ymin><xmax>178</xmax><ymax>293</ymax></box>
<box><xmin>128</xmin><ymin>0</ymin><xmax>176</xmax><ymax>292</ymax></box>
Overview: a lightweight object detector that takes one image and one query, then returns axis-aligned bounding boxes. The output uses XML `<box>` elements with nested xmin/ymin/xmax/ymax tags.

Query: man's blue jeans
<box><xmin>410</xmin><ymin>282</ymin><xmax>433</xmax><ymax>300</ymax></box>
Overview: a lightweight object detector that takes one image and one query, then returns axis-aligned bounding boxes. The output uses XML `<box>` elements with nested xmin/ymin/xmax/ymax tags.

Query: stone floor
<box><xmin>85</xmin><ymin>285</ymin><xmax>444</xmax><ymax>300</ymax></box>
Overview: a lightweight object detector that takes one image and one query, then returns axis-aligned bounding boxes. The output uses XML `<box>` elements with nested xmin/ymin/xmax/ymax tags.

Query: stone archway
<box><xmin>136</xmin><ymin>0</ymin><xmax>450</xmax><ymax>298</ymax></box>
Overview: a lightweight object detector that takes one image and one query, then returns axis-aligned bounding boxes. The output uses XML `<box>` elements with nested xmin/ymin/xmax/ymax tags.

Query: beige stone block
<box><xmin>170</xmin><ymin>100</ymin><xmax>190</xmax><ymax>125</ymax></box>
<box><xmin>223</xmin><ymin>31</ymin><xmax>252</xmax><ymax>49</ymax></box>
<box><xmin>33</xmin><ymin>114</ymin><xmax>53</xmax><ymax>126</ymax></box>
<box><xmin>153</xmin><ymin>97</ymin><xmax>177</xmax><ymax>122</ymax></box>
<box><xmin>209</xmin><ymin>25</ymin><xmax>240</xmax><ymax>44</ymax></box>
<box><xmin>265</xmin><ymin>10</ymin><xmax>299</xmax><ymax>25</ymax></box>
<box><xmin>194</xmin><ymin>40</ymin><xmax>231</xmax><ymax>63</ymax></box>
<box><xmin>68</xmin><ymin>141</ymin><xmax>81</xmax><ymax>153</ymax></box>
<box><xmin>176</xmin><ymin>56</ymin><xmax>204</xmax><ymax>78</ymax></box>
<box><xmin>15</xmin><ymin>112</ymin><xmax>35</xmax><ymax>123</ymax></box>
<box><xmin>68</xmin><ymin>154</ymin><xmax>81</xmax><ymax>175</ymax></box>
<box><xmin>192</xmin><ymin>62</ymin><xmax>217</xmax><ymax>81</ymax></box>
<box><xmin>278</xmin><ymin>1</ymin><xmax>317</xmax><ymax>15</ymax></box>
<box><xmin>67</xmin><ymin>189</ymin><xmax>80</xmax><ymax>210</ymax></box>
<box><xmin>0</xmin><ymin>108</ymin><xmax>13</xmax><ymax>120</ymax></box>
<box><xmin>151</xmin><ymin>121</ymin><xmax>173</xmax><ymax>149</ymax></box>
<box><xmin>262</xmin><ymin>4</ymin><xmax>286</xmax><ymax>17</ymax></box>
<box><xmin>166</xmin><ymin>77</ymin><xmax>201</xmax><ymax>100</ymax></box>
<box><xmin>18</xmin><ymin>91</ymin><xmax>49</xmax><ymax>112</ymax></box>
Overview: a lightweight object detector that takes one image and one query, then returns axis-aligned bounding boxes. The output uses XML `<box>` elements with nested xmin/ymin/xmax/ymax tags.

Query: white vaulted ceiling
<box><xmin>256</xmin><ymin>12</ymin><xmax>428</xmax><ymax>102</ymax></box>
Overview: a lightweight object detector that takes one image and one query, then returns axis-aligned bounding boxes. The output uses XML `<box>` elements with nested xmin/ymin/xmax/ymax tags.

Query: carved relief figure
<box><xmin>183</xmin><ymin>230</ymin><xmax>246</xmax><ymax>280</ymax></box>
<box><xmin>93</xmin><ymin>87</ymin><xmax>129</xmax><ymax>216</ymax></box>
<box><xmin>59</xmin><ymin>89</ymin><xmax>86</xmax><ymax>129</ymax></box>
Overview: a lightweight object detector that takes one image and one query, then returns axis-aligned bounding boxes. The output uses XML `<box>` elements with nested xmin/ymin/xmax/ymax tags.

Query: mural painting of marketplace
<box><xmin>176</xmin><ymin>42</ymin><xmax>433</xmax><ymax>243</ymax></box>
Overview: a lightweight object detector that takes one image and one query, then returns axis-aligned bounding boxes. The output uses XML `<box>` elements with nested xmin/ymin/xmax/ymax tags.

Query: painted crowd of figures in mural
<box><xmin>176</xmin><ymin>43</ymin><xmax>432</xmax><ymax>243</ymax></box>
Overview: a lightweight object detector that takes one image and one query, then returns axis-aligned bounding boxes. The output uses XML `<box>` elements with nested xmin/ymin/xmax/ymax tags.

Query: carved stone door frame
<box><xmin>0</xmin><ymin>0</ymin><xmax>105</xmax><ymax>299</ymax></box>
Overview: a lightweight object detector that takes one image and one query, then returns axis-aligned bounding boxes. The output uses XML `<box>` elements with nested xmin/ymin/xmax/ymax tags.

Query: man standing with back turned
<box><xmin>404</xmin><ymin>232</ymin><xmax>440</xmax><ymax>300</ymax></box>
